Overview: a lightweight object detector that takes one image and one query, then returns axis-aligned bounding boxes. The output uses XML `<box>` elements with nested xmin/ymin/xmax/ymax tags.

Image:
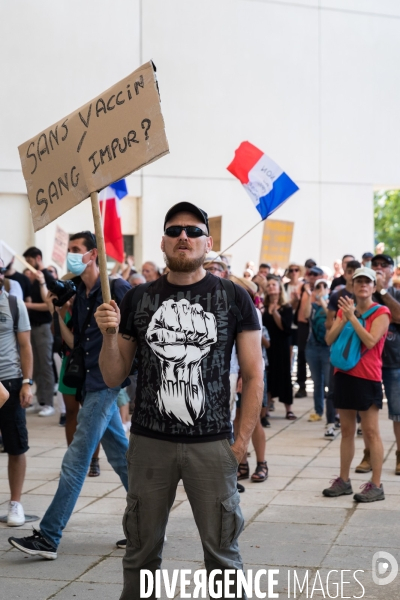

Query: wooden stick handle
<box><xmin>91</xmin><ymin>191</ymin><xmax>116</xmax><ymax>334</ymax></box>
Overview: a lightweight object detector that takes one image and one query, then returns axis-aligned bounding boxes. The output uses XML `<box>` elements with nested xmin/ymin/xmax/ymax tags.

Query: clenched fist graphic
<box><xmin>146</xmin><ymin>298</ymin><xmax>217</xmax><ymax>425</ymax></box>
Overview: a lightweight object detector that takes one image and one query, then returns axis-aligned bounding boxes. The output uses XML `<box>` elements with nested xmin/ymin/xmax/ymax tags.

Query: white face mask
<box><xmin>66</xmin><ymin>250</ymin><xmax>91</xmax><ymax>276</ymax></box>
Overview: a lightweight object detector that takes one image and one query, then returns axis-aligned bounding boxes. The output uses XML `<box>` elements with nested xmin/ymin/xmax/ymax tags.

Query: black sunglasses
<box><xmin>288</xmin><ymin>268</ymin><xmax>299</xmax><ymax>273</ymax></box>
<box><xmin>0</xmin><ymin>267</ymin><xmax>7</xmax><ymax>274</ymax></box>
<box><xmin>164</xmin><ymin>226</ymin><xmax>208</xmax><ymax>238</ymax></box>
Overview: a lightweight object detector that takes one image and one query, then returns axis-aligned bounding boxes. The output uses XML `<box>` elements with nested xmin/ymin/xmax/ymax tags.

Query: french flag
<box><xmin>227</xmin><ymin>142</ymin><xmax>299</xmax><ymax>219</ymax></box>
<box><xmin>99</xmin><ymin>179</ymin><xmax>128</xmax><ymax>263</ymax></box>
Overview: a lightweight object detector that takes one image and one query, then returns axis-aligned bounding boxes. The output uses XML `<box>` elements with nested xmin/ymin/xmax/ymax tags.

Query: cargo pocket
<box><xmin>220</xmin><ymin>491</ymin><xmax>244</xmax><ymax>549</ymax></box>
<box><xmin>122</xmin><ymin>496</ymin><xmax>140</xmax><ymax>548</ymax></box>
<box><xmin>221</xmin><ymin>439</ymin><xmax>240</xmax><ymax>468</ymax></box>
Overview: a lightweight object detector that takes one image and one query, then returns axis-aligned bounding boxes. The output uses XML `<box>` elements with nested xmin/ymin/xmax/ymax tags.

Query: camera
<box><xmin>47</xmin><ymin>279</ymin><xmax>77</xmax><ymax>307</ymax></box>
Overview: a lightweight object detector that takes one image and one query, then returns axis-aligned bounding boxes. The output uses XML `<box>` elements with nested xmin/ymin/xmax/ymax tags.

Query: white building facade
<box><xmin>1</xmin><ymin>0</ymin><xmax>400</xmax><ymax>275</ymax></box>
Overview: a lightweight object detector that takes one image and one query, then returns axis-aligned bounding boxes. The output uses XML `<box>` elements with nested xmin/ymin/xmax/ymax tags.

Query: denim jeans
<box><xmin>31</xmin><ymin>323</ymin><xmax>55</xmax><ymax>407</ymax></box>
<box><xmin>382</xmin><ymin>367</ymin><xmax>400</xmax><ymax>421</ymax></box>
<box><xmin>305</xmin><ymin>341</ymin><xmax>330</xmax><ymax>416</ymax></box>
<box><xmin>325</xmin><ymin>362</ymin><xmax>337</xmax><ymax>424</ymax></box>
<box><xmin>40</xmin><ymin>387</ymin><xmax>129</xmax><ymax>548</ymax></box>
<box><xmin>121</xmin><ymin>435</ymin><xmax>245</xmax><ymax>600</ymax></box>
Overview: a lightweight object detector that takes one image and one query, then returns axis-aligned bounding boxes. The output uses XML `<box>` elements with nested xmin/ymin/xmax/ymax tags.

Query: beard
<box><xmin>164</xmin><ymin>251</ymin><xmax>206</xmax><ymax>273</ymax></box>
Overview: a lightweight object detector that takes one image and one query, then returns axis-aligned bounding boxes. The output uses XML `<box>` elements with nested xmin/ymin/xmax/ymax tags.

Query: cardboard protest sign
<box><xmin>19</xmin><ymin>61</ymin><xmax>169</xmax><ymax>232</ymax></box>
<box><xmin>259</xmin><ymin>219</ymin><xmax>294</xmax><ymax>268</ymax></box>
<box><xmin>51</xmin><ymin>225</ymin><xmax>69</xmax><ymax>267</ymax></box>
<box><xmin>0</xmin><ymin>240</ymin><xmax>37</xmax><ymax>273</ymax></box>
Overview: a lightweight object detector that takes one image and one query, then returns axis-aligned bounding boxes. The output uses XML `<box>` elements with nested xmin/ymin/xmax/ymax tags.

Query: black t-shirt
<box><xmin>6</xmin><ymin>271</ymin><xmax>32</xmax><ymax>301</ymax></box>
<box><xmin>373</xmin><ymin>287</ymin><xmax>400</xmax><ymax>368</ymax></box>
<box><xmin>330</xmin><ymin>275</ymin><xmax>346</xmax><ymax>294</ymax></box>
<box><xmin>28</xmin><ymin>269</ymin><xmax>55</xmax><ymax>326</ymax></box>
<box><xmin>119</xmin><ymin>273</ymin><xmax>260</xmax><ymax>443</ymax></box>
<box><xmin>328</xmin><ymin>287</ymin><xmax>354</xmax><ymax>314</ymax></box>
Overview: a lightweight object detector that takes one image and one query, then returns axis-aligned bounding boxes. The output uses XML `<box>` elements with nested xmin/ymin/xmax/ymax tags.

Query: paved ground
<box><xmin>1</xmin><ymin>392</ymin><xmax>399</xmax><ymax>599</ymax></box>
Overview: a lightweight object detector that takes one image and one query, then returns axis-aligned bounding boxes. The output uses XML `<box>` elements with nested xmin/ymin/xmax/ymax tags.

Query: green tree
<box><xmin>374</xmin><ymin>190</ymin><xmax>400</xmax><ymax>258</ymax></box>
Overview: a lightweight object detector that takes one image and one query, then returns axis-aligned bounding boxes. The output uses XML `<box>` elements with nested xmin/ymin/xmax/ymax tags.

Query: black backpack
<box><xmin>8</xmin><ymin>294</ymin><xmax>19</xmax><ymax>334</ymax></box>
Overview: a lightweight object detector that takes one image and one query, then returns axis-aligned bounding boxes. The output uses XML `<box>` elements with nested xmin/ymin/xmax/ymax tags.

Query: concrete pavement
<box><xmin>1</xmin><ymin>393</ymin><xmax>399</xmax><ymax>599</ymax></box>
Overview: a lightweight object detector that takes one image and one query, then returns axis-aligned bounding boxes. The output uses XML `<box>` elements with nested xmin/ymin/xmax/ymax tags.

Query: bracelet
<box><xmin>39</xmin><ymin>283</ymin><xmax>46</xmax><ymax>286</ymax></box>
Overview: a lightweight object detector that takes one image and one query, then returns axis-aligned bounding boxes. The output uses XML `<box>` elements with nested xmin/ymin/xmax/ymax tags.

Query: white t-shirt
<box><xmin>0</xmin><ymin>290</ymin><xmax>31</xmax><ymax>380</ymax></box>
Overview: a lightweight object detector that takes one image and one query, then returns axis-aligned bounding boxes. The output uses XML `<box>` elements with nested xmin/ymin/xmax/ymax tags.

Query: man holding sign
<box><xmin>94</xmin><ymin>202</ymin><xmax>264</xmax><ymax>599</ymax></box>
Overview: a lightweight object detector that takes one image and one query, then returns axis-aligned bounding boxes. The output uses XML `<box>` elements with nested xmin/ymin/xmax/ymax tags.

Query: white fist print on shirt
<box><xmin>145</xmin><ymin>298</ymin><xmax>217</xmax><ymax>425</ymax></box>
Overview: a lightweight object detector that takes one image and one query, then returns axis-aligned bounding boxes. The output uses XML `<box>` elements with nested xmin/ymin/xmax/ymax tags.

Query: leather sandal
<box><xmin>237</xmin><ymin>462</ymin><xmax>249</xmax><ymax>480</ymax></box>
<box><xmin>251</xmin><ymin>461</ymin><xmax>268</xmax><ymax>482</ymax></box>
<box><xmin>286</xmin><ymin>411</ymin><xmax>297</xmax><ymax>420</ymax></box>
<box><xmin>88</xmin><ymin>457</ymin><xmax>100</xmax><ymax>477</ymax></box>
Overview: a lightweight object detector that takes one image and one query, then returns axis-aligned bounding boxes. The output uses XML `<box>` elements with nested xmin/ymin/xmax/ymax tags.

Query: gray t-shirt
<box><xmin>0</xmin><ymin>290</ymin><xmax>31</xmax><ymax>380</ymax></box>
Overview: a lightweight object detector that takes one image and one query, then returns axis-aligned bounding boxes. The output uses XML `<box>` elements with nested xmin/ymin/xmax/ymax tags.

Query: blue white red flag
<box><xmin>227</xmin><ymin>141</ymin><xmax>299</xmax><ymax>219</ymax></box>
<box><xmin>99</xmin><ymin>179</ymin><xmax>128</xmax><ymax>263</ymax></box>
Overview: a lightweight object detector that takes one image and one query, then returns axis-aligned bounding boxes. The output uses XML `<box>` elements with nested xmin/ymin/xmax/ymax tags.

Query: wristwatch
<box><xmin>22</xmin><ymin>379</ymin><xmax>33</xmax><ymax>385</ymax></box>
<box><xmin>380</xmin><ymin>288</ymin><xmax>388</xmax><ymax>296</ymax></box>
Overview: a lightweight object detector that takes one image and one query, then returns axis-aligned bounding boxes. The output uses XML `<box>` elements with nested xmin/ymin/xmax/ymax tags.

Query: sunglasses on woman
<box><xmin>288</xmin><ymin>268</ymin><xmax>299</xmax><ymax>273</ymax></box>
<box><xmin>164</xmin><ymin>226</ymin><xmax>208</xmax><ymax>238</ymax></box>
<box><xmin>0</xmin><ymin>267</ymin><xmax>7</xmax><ymax>275</ymax></box>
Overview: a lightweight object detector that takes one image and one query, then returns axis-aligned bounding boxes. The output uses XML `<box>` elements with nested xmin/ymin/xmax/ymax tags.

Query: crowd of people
<box><xmin>0</xmin><ymin>201</ymin><xmax>399</xmax><ymax>598</ymax></box>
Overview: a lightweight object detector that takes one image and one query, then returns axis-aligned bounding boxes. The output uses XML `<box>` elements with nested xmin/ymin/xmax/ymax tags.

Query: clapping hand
<box><xmin>338</xmin><ymin>296</ymin><xmax>355</xmax><ymax>321</ymax></box>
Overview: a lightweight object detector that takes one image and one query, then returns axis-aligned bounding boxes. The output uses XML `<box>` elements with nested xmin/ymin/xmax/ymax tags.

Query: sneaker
<box><xmin>357</xmin><ymin>427</ymin><xmax>363</xmax><ymax>436</ymax></box>
<box><xmin>260</xmin><ymin>417</ymin><xmax>271</xmax><ymax>428</ymax></box>
<box><xmin>308</xmin><ymin>413</ymin><xmax>323</xmax><ymax>422</ymax></box>
<box><xmin>353</xmin><ymin>481</ymin><xmax>385</xmax><ymax>503</ymax></box>
<box><xmin>8</xmin><ymin>528</ymin><xmax>57</xmax><ymax>559</ymax></box>
<box><xmin>38</xmin><ymin>406</ymin><xmax>55</xmax><ymax>417</ymax></box>
<box><xmin>295</xmin><ymin>388</ymin><xmax>307</xmax><ymax>398</ymax></box>
<box><xmin>116</xmin><ymin>538</ymin><xmax>126</xmax><ymax>549</ymax></box>
<box><xmin>59</xmin><ymin>413</ymin><xmax>66</xmax><ymax>427</ymax></box>
<box><xmin>324</xmin><ymin>427</ymin><xmax>337</xmax><ymax>439</ymax></box>
<box><xmin>355</xmin><ymin>449</ymin><xmax>371</xmax><ymax>473</ymax></box>
<box><xmin>26</xmin><ymin>404</ymin><xmax>40</xmax><ymax>414</ymax></box>
<box><xmin>7</xmin><ymin>501</ymin><xmax>25</xmax><ymax>527</ymax></box>
<box><xmin>322</xmin><ymin>477</ymin><xmax>353</xmax><ymax>497</ymax></box>
<box><xmin>237</xmin><ymin>482</ymin><xmax>245</xmax><ymax>493</ymax></box>
<box><xmin>334</xmin><ymin>418</ymin><xmax>341</xmax><ymax>429</ymax></box>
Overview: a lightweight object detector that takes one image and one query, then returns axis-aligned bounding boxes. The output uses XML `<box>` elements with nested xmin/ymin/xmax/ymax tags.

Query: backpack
<box><xmin>311</xmin><ymin>304</ymin><xmax>327</xmax><ymax>346</ymax></box>
<box><xmin>330</xmin><ymin>305</ymin><xmax>380</xmax><ymax>371</ymax></box>
<box><xmin>7</xmin><ymin>293</ymin><xmax>19</xmax><ymax>335</ymax></box>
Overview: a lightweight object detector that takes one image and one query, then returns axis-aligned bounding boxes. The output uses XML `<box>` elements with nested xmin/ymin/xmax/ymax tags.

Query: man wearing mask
<box><xmin>22</xmin><ymin>247</ymin><xmax>55</xmax><ymax>416</ymax></box>
<box><xmin>361</xmin><ymin>252</ymin><xmax>374</xmax><ymax>268</ymax></box>
<box><xmin>0</xmin><ymin>257</ymin><xmax>33</xmax><ymax>526</ymax></box>
<box><xmin>9</xmin><ymin>232</ymin><xmax>131</xmax><ymax>559</ymax></box>
<box><xmin>355</xmin><ymin>254</ymin><xmax>400</xmax><ymax>475</ymax></box>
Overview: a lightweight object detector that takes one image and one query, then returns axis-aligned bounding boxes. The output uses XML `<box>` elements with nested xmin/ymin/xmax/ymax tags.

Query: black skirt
<box><xmin>333</xmin><ymin>371</ymin><xmax>382</xmax><ymax>411</ymax></box>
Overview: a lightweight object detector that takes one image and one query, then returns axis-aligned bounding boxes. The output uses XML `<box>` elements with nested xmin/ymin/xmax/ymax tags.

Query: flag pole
<box><xmin>91</xmin><ymin>191</ymin><xmax>116</xmax><ymax>333</ymax></box>
<box><xmin>214</xmin><ymin>219</ymin><xmax>264</xmax><ymax>260</ymax></box>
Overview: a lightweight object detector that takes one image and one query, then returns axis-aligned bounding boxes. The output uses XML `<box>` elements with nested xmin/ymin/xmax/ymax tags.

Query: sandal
<box><xmin>286</xmin><ymin>411</ymin><xmax>297</xmax><ymax>420</ymax></box>
<box><xmin>88</xmin><ymin>457</ymin><xmax>100</xmax><ymax>477</ymax></box>
<box><xmin>237</xmin><ymin>462</ymin><xmax>249</xmax><ymax>480</ymax></box>
<box><xmin>251</xmin><ymin>461</ymin><xmax>268</xmax><ymax>482</ymax></box>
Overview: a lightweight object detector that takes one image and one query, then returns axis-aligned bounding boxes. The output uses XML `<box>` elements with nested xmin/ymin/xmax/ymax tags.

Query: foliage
<box><xmin>374</xmin><ymin>190</ymin><xmax>400</xmax><ymax>257</ymax></box>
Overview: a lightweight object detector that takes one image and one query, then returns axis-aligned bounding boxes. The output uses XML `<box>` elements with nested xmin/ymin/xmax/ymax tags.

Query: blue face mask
<box><xmin>364</xmin><ymin>261</ymin><xmax>372</xmax><ymax>269</ymax></box>
<box><xmin>66</xmin><ymin>251</ymin><xmax>91</xmax><ymax>276</ymax></box>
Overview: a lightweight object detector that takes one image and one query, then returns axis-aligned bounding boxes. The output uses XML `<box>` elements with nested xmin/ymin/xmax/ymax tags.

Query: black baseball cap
<box><xmin>362</xmin><ymin>252</ymin><xmax>374</xmax><ymax>260</ymax></box>
<box><xmin>308</xmin><ymin>266</ymin><xmax>324</xmax><ymax>277</ymax></box>
<box><xmin>371</xmin><ymin>254</ymin><xmax>394</xmax><ymax>266</ymax></box>
<box><xmin>305</xmin><ymin>258</ymin><xmax>317</xmax><ymax>269</ymax></box>
<box><xmin>164</xmin><ymin>202</ymin><xmax>209</xmax><ymax>233</ymax></box>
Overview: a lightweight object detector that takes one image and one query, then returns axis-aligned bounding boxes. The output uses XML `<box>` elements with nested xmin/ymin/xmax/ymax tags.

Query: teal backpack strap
<box><xmin>359</xmin><ymin>304</ymin><xmax>380</xmax><ymax>321</ymax></box>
